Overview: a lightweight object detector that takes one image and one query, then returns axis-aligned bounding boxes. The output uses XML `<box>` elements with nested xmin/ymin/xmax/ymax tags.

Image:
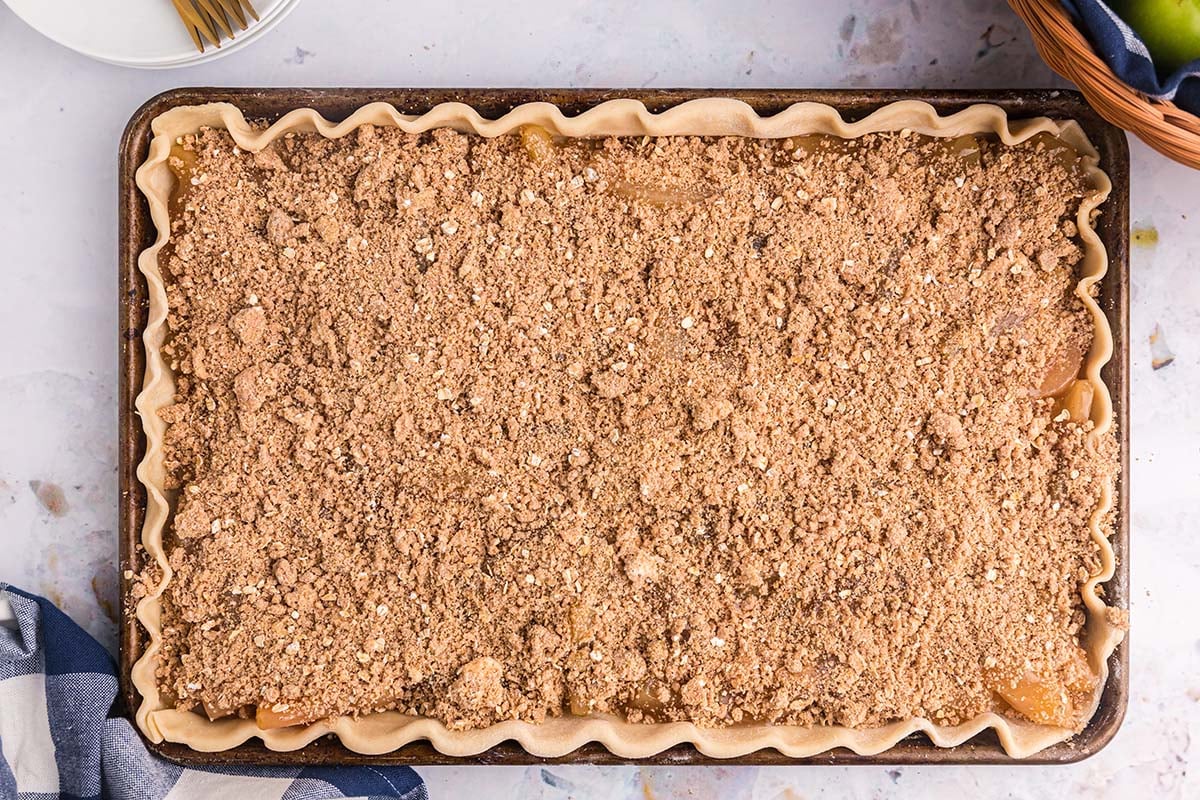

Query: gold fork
<box><xmin>171</xmin><ymin>0</ymin><xmax>260</xmax><ymax>53</ymax></box>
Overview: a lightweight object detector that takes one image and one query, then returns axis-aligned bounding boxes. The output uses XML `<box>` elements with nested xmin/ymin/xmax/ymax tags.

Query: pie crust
<box><xmin>132</xmin><ymin>98</ymin><xmax>1123</xmax><ymax>758</ymax></box>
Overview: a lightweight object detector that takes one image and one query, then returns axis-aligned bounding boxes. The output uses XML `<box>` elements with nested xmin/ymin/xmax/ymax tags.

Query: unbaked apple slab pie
<box><xmin>130</xmin><ymin>99</ymin><xmax>1125</xmax><ymax>758</ymax></box>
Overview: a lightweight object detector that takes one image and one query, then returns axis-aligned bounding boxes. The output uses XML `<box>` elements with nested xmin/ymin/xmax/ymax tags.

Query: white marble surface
<box><xmin>1</xmin><ymin>0</ymin><xmax>1196</xmax><ymax>796</ymax></box>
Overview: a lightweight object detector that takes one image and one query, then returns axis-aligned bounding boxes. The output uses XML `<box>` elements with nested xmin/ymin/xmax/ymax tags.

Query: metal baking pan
<box><xmin>118</xmin><ymin>88</ymin><xmax>1129</xmax><ymax>766</ymax></box>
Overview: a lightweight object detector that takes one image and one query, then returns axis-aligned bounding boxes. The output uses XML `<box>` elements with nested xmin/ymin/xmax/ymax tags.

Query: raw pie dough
<box><xmin>132</xmin><ymin>98</ymin><xmax>1123</xmax><ymax>758</ymax></box>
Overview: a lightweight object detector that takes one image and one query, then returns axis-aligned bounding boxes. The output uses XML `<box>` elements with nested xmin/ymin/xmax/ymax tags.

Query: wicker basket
<box><xmin>1010</xmin><ymin>0</ymin><xmax>1200</xmax><ymax>168</ymax></box>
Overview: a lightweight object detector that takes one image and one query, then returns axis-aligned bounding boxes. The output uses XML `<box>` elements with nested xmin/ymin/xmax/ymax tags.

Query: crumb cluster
<box><xmin>150</xmin><ymin>123</ymin><xmax>1118</xmax><ymax>731</ymax></box>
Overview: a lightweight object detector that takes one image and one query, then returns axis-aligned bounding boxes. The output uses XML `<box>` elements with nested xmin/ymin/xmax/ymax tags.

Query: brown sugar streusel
<box><xmin>149</xmin><ymin>122</ymin><xmax>1119</xmax><ymax>732</ymax></box>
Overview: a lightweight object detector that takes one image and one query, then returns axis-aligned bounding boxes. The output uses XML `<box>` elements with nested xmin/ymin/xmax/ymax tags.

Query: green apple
<box><xmin>1109</xmin><ymin>0</ymin><xmax>1200</xmax><ymax>73</ymax></box>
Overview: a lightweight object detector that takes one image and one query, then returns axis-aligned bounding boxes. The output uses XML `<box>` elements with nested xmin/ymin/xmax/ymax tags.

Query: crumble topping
<box><xmin>151</xmin><ymin>123</ymin><xmax>1118</xmax><ymax>731</ymax></box>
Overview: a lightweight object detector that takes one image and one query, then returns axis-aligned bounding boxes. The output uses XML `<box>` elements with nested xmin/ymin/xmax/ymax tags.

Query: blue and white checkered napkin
<box><xmin>0</xmin><ymin>584</ymin><xmax>427</xmax><ymax>800</ymax></box>
<box><xmin>1063</xmin><ymin>0</ymin><xmax>1200</xmax><ymax>114</ymax></box>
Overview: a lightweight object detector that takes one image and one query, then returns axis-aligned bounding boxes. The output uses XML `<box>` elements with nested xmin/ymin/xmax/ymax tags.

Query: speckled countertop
<box><xmin>1</xmin><ymin>0</ymin><xmax>1196</xmax><ymax>796</ymax></box>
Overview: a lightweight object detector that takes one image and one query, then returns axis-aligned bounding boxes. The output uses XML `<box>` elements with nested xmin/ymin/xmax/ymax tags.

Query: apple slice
<box><xmin>519</xmin><ymin>124</ymin><xmax>557</xmax><ymax>163</ymax></box>
<box><xmin>1033</xmin><ymin>341</ymin><xmax>1086</xmax><ymax>399</ymax></box>
<box><xmin>256</xmin><ymin>703</ymin><xmax>319</xmax><ymax>730</ymax></box>
<box><xmin>1054</xmin><ymin>379</ymin><xmax>1094</xmax><ymax>424</ymax></box>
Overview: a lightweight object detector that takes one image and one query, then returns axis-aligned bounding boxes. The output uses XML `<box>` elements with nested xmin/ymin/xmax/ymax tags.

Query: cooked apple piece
<box><xmin>991</xmin><ymin>671</ymin><xmax>1074</xmax><ymax>728</ymax></box>
<box><xmin>255</xmin><ymin>703</ymin><xmax>318</xmax><ymax>730</ymax></box>
<box><xmin>945</xmin><ymin>134</ymin><xmax>982</xmax><ymax>166</ymax></box>
<box><xmin>1033</xmin><ymin>341</ymin><xmax>1086</xmax><ymax>398</ymax></box>
<box><xmin>989</xmin><ymin>646</ymin><xmax>1096</xmax><ymax>729</ymax></box>
<box><xmin>780</xmin><ymin>135</ymin><xmax>827</xmax><ymax>157</ymax></box>
<box><xmin>200</xmin><ymin>697</ymin><xmax>236</xmax><ymax>721</ymax></box>
<box><xmin>1054</xmin><ymin>379</ymin><xmax>1094</xmax><ymax>423</ymax></box>
<box><xmin>518</xmin><ymin>124</ymin><xmax>557</xmax><ymax>163</ymax></box>
<box><xmin>567</xmin><ymin>688</ymin><xmax>594</xmax><ymax>716</ymax></box>
<box><xmin>1064</xmin><ymin>650</ymin><xmax>1099</xmax><ymax>697</ymax></box>
<box><xmin>1024</xmin><ymin>132</ymin><xmax>1081</xmax><ymax>171</ymax></box>
<box><xmin>168</xmin><ymin>143</ymin><xmax>199</xmax><ymax>181</ymax></box>
<box><xmin>627</xmin><ymin>679</ymin><xmax>673</xmax><ymax>711</ymax></box>
<box><xmin>168</xmin><ymin>143</ymin><xmax>200</xmax><ymax>205</ymax></box>
<box><xmin>568</xmin><ymin>603</ymin><xmax>596</xmax><ymax>646</ymax></box>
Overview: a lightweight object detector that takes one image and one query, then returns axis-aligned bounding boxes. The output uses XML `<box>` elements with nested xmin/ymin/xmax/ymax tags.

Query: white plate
<box><xmin>2</xmin><ymin>0</ymin><xmax>302</xmax><ymax>68</ymax></box>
